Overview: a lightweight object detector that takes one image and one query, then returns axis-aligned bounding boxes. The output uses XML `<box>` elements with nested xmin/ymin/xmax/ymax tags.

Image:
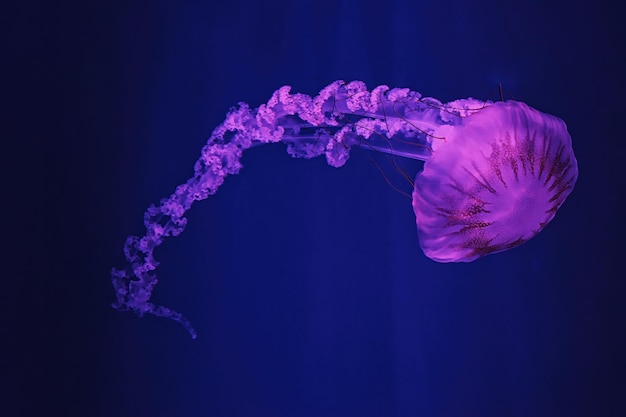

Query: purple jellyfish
<box><xmin>112</xmin><ymin>80</ymin><xmax>578</xmax><ymax>338</ymax></box>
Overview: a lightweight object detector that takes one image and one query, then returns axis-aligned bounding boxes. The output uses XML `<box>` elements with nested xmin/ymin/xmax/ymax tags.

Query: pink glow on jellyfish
<box><xmin>112</xmin><ymin>81</ymin><xmax>578</xmax><ymax>337</ymax></box>
<box><xmin>413</xmin><ymin>101</ymin><xmax>578</xmax><ymax>262</ymax></box>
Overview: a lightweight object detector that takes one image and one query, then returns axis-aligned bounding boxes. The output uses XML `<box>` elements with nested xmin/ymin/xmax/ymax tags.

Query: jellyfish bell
<box><xmin>413</xmin><ymin>100</ymin><xmax>578</xmax><ymax>262</ymax></box>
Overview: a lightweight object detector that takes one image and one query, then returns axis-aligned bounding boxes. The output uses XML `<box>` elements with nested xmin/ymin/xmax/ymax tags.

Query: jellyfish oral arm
<box><xmin>112</xmin><ymin>81</ymin><xmax>468</xmax><ymax>337</ymax></box>
<box><xmin>275</xmin><ymin>84</ymin><xmax>489</xmax><ymax>164</ymax></box>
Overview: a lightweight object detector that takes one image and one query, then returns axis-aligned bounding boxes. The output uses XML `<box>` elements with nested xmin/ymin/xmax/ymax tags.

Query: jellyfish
<box><xmin>111</xmin><ymin>80</ymin><xmax>578</xmax><ymax>338</ymax></box>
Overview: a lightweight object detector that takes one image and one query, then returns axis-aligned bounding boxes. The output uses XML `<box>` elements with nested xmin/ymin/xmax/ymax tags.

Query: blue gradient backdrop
<box><xmin>6</xmin><ymin>0</ymin><xmax>624</xmax><ymax>416</ymax></box>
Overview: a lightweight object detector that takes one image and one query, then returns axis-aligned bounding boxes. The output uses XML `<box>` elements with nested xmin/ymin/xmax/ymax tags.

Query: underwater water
<box><xmin>7</xmin><ymin>0</ymin><xmax>624</xmax><ymax>416</ymax></box>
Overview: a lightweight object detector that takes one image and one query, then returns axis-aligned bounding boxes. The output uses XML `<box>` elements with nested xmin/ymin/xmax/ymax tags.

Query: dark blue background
<box><xmin>6</xmin><ymin>0</ymin><xmax>625</xmax><ymax>416</ymax></box>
